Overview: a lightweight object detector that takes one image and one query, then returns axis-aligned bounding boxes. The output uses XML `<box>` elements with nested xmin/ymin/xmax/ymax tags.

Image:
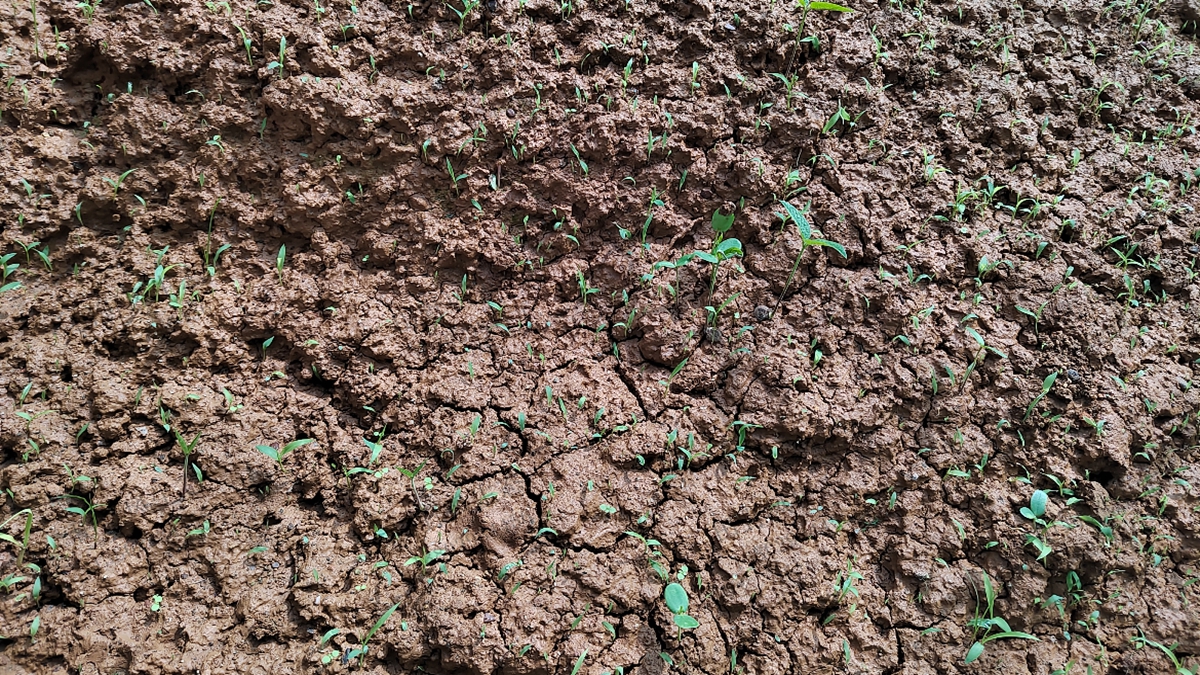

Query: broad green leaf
<box><xmin>806</xmin><ymin>238</ymin><xmax>847</xmax><ymax>258</ymax></box>
<box><xmin>255</xmin><ymin>445</ymin><xmax>279</xmax><ymax>462</ymax></box>
<box><xmin>664</xmin><ymin>582</ymin><xmax>689</xmax><ymax>614</ymax></box>
<box><xmin>809</xmin><ymin>1</ymin><xmax>853</xmax><ymax>11</ymax></box>
<box><xmin>964</xmin><ymin>641</ymin><xmax>984</xmax><ymax>664</ymax></box>
<box><xmin>1029</xmin><ymin>490</ymin><xmax>1048</xmax><ymax>518</ymax></box>
<box><xmin>711</xmin><ymin>210</ymin><xmax>735</xmax><ymax>234</ymax></box>
<box><xmin>282</xmin><ymin>438</ymin><xmax>315</xmax><ymax>453</ymax></box>
<box><xmin>780</xmin><ymin>201</ymin><xmax>811</xmax><ymax>239</ymax></box>
<box><xmin>694</xmin><ymin>251</ymin><xmax>718</xmax><ymax>264</ymax></box>
<box><xmin>715</xmin><ymin>238</ymin><xmax>743</xmax><ymax>257</ymax></box>
<box><xmin>673</xmin><ymin>614</ymin><xmax>700</xmax><ymax>629</ymax></box>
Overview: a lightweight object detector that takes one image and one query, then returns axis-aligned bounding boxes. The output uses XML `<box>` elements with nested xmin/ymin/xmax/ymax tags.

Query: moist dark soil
<box><xmin>3</xmin><ymin>0</ymin><xmax>1200</xmax><ymax>672</ymax></box>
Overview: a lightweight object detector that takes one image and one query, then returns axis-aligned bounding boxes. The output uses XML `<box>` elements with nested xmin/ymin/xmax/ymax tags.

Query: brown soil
<box><xmin>3</xmin><ymin>0</ymin><xmax>1200</xmax><ymax>672</ymax></box>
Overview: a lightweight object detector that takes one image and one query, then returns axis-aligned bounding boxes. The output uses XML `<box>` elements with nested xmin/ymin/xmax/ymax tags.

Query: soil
<box><xmin>3</xmin><ymin>0</ymin><xmax>1200</xmax><ymax>671</ymax></box>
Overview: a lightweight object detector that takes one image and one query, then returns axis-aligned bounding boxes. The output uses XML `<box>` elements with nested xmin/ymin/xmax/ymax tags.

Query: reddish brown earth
<box><xmin>3</xmin><ymin>0</ymin><xmax>1200</xmax><ymax>672</ymax></box>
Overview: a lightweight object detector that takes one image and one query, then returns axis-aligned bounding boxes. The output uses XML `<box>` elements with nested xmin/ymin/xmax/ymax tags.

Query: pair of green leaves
<box><xmin>780</xmin><ymin>201</ymin><xmax>847</xmax><ymax>258</ymax></box>
<box><xmin>664</xmin><ymin>583</ymin><xmax>700</xmax><ymax>630</ymax></box>
<box><xmin>255</xmin><ymin>438</ymin><xmax>315</xmax><ymax>469</ymax></box>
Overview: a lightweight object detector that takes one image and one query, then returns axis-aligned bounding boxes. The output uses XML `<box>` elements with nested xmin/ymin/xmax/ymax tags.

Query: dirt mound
<box><xmin>2</xmin><ymin>0</ymin><xmax>1200</xmax><ymax>672</ymax></box>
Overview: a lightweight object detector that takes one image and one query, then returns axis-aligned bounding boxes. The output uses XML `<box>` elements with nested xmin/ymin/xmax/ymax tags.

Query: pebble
<box><xmin>723</xmin><ymin>23</ymin><xmax>736</xmax><ymax>31</ymax></box>
<box><xmin>1065</xmin><ymin>369</ymin><xmax>1081</xmax><ymax>383</ymax></box>
<box><xmin>506</xmin><ymin>108</ymin><xmax>515</xmax><ymax>118</ymax></box>
<box><xmin>703</xmin><ymin>326</ymin><xmax>722</xmax><ymax>343</ymax></box>
<box><xmin>753</xmin><ymin>305</ymin><xmax>772</xmax><ymax>322</ymax></box>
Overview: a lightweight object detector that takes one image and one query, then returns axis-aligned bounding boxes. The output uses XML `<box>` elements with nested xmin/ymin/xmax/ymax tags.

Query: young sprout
<box><xmin>267</xmin><ymin>35</ymin><xmax>287</xmax><ymax>75</ymax></box>
<box><xmin>275</xmin><ymin>245</ymin><xmax>286</xmax><ymax>282</ymax></box>
<box><xmin>794</xmin><ymin>0</ymin><xmax>854</xmax><ymax>54</ymax></box>
<box><xmin>102</xmin><ymin>169</ymin><xmax>135</xmax><ymax>201</ymax></box>
<box><xmin>57</xmin><ymin>494</ymin><xmax>106</xmax><ymax>541</ymax></box>
<box><xmin>403</xmin><ymin>548</ymin><xmax>445</xmax><ymax>573</ymax></box>
<box><xmin>569</xmin><ymin>143</ymin><xmax>589</xmax><ymax>177</ymax></box>
<box><xmin>234</xmin><ymin>25</ymin><xmax>253</xmax><ymax>63</ymax></box>
<box><xmin>1023</xmin><ymin>371</ymin><xmax>1059</xmax><ymax>421</ymax></box>
<box><xmin>0</xmin><ymin>509</ymin><xmax>33</xmax><ymax>567</ymax></box>
<box><xmin>446</xmin><ymin>158</ymin><xmax>467</xmax><ymax>194</ymax></box>
<box><xmin>345</xmin><ymin>601</ymin><xmax>401</xmax><ymax>664</ymax></box>
<box><xmin>446</xmin><ymin>0</ymin><xmax>480</xmax><ymax>33</ymax></box>
<box><xmin>652</xmin><ymin>252</ymin><xmax>697</xmax><ymax>305</ymax></box>
<box><xmin>965</xmin><ymin>572</ymin><xmax>1039</xmax><ymax>663</ymax></box>
<box><xmin>202</xmin><ymin>200</ymin><xmax>231</xmax><ymax>276</ymax></box>
<box><xmin>694</xmin><ymin>210</ymin><xmax>743</xmax><ymax>298</ymax></box>
<box><xmin>255</xmin><ymin>438</ymin><xmax>315</xmax><ymax>470</ymax></box>
<box><xmin>576</xmin><ymin>270</ymin><xmax>599</xmax><ymax>306</ymax></box>
<box><xmin>175</xmin><ymin>432</ymin><xmax>201</xmax><ymax>499</ymax></box>
<box><xmin>774</xmin><ymin>200</ymin><xmax>846</xmax><ymax>309</ymax></box>
<box><xmin>664</xmin><ymin>582</ymin><xmax>700</xmax><ymax>636</ymax></box>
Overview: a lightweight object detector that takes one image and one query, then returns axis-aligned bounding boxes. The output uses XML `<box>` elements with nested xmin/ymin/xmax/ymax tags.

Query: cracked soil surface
<box><xmin>3</xmin><ymin>0</ymin><xmax>1200</xmax><ymax>672</ymax></box>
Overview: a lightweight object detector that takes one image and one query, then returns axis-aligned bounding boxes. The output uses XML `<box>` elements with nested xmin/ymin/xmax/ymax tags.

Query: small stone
<box><xmin>506</xmin><ymin>108</ymin><xmax>516</xmax><ymax>118</ymax></box>
<box><xmin>272</xmin><ymin>562</ymin><xmax>280</xmax><ymax>569</ymax></box>
<box><xmin>753</xmin><ymin>305</ymin><xmax>772</xmax><ymax>322</ymax></box>
<box><xmin>703</xmin><ymin>326</ymin><xmax>722</xmax><ymax>343</ymax></box>
<box><xmin>1065</xmin><ymin>369</ymin><xmax>1081</xmax><ymax>383</ymax></box>
<box><xmin>723</xmin><ymin>23</ymin><xmax>736</xmax><ymax>31</ymax></box>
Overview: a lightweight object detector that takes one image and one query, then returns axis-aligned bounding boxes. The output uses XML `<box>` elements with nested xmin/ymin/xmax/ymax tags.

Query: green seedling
<box><xmin>187</xmin><ymin>519</ymin><xmax>210</xmax><ymax>538</ymax></box>
<box><xmin>1019</xmin><ymin>489</ymin><xmax>1048</xmax><ymax>523</ymax></box>
<box><xmin>175</xmin><ymin>432</ymin><xmax>201</xmax><ymax>499</ymax></box>
<box><xmin>13</xmin><ymin>239</ymin><xmax>41</xmax><ymax>263</ymax></box>
<box><xmin>570</xmin><ymin>650</ymin><xmax>588</xmax><ymax>675</ymax></box>
<box><xmin>399</xmin><ymin>461</ymin><xmax>430</xmax><ymax>510</ymax></box>
<box><xmin>446</xmin><ymin>159</ymin><xmax>467</xmax><ymax>194</ymax></box>
<box><xmin>695</xmin><ymin>210</ymin><xmax>743</xmax><ymax>298</ymax></box>
<box><xmin>664</xmin><ymin>582</ymin><xmax>699</xmax><ymax>636</ymax></box>
<box><xmin>1077</xmin><ymin>515</ymin><xmax>1114</xmax><ymax>546</ymax></box>
<box><xmin>1024</xmin><ymin>371</ymin><xmax>1059</xmax><ymax>421</ymax></box>
<box><xmin>0</xmin><ymin>509</ymin><xmax>33</xmax><ymax>568</ymax></box>
<box><xmin>965</xmin><ymin>572</ymin><xmax>1039</xmax><ymax>663</ymax></box>
<box><xmin>267</xmin><ymin>35</ymin><xmax>287</xmax><ymax>75</ymax></box>
<box><xmin>1131</xmin><ymin>629</ymin><xmax>1197</xmax><ymax>674</ymax></box>
<box><xmin>76</xmin><ymin>0</ymin><xmax>100</xmax><ymax>23</ymax></box>
<box><xmin>234</xmin><ymin>25</ymin><xmax>253</xmax><ymax>63</ymax></box>
<box><xmin>345</xmin><ymin>601</ymin><xmax>400</xmax><ymax>664</ymax></box>
<box><xmin>255</xmin><ymin>438</ymin><xmax>315</xmax><ymax>470</ymax></box>
<box><xmin>704</xmin><ymin>292</ymin><xmax>740</xmax><ymax>330</ymax></box>
<box><xmin>652</xmin><ymin>252</ymin><xmax>697</xmax><ymax>304</ymax></box>
<box><xmin>2</xmin><ymin>251</ymin><xmax>20</xmax><ymax>282</ymax></box>
<box><xmin>793</xmin><ymin>0</ymin><xmax>853</xmax><ymax>53</ymax></box>
<box><xmin>775</xmin><ymin>200</ymin><xmax>846</xmax><ymax>308</ymax></box>
<box><xmin>102</xmin><ymin>169</ymin><xmax>135</xmax><ymax>201</ymax></box>
<box><xmin>15</xmin><ymin>410</ymin><xmax>54</xmax><ymax>436</ymax></box>
<box><xmin>446</xmin><ymin>0</ymin><xmax>479</xmax><ymax>33</ymax></box>
<box><xmin>202</xmin><ymin>199</ymin><xmax>231</xmax><ymax>276</ymax></box>
<box><xmin>57</xmin><ymin>494</ymin><xmax>106</xmax><ymax>541</ymax></box>
<box><xmin>275</xmin><ymin>245</ymin><xmax>286</xmax><ymax>282</ymax></box>
<box><xmin>221</xmin><ymin>388</ymin><xmax>243</xmax><ymax>413</ymax></box>
<box><xmin>1015</xmin><ymin>302</ymin><xmax>1048</xmax><ymax>337</ymax></box>
<box><xmin>641</xmin><ymin>187</ymin><xmax>664</xmax><ymax>249</ymax></box>
<box><xmin>576</xmin><ymin>270</ymin><xmax>599</xmax><ymax>306</ymax></box>
<box><xmin>403</xmin><ymin>548</ymin><xmax>445</xmax><ymax>573</ymax></box>
<box><xmin>570</xmin><ymin>143</ymin><xmax>589</xmax><ymax>177</ymax></box>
